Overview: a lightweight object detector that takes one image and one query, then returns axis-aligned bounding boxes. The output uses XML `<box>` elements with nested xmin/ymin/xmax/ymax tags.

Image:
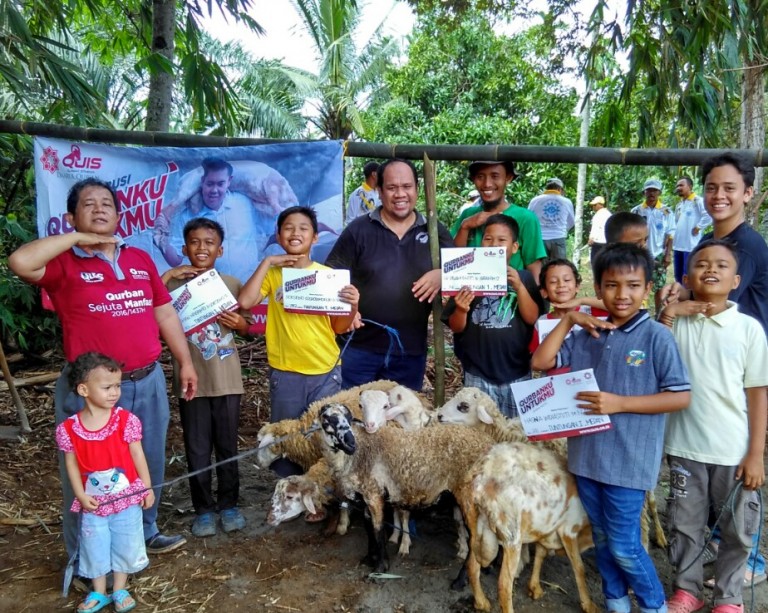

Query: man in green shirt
<box><xmin>452</xmin><ymin>160</ymin><xmax>546</xmax><ymax>282</ymax></box>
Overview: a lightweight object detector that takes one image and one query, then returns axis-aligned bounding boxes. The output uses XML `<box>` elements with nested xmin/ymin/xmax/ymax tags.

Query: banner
<box><xmin>33</xmin><ymin>138</ymin><xmax>344</xmax><ymax>284</ymax></box>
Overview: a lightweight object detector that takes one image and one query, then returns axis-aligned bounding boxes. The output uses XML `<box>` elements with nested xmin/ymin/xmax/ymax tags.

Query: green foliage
<box><xmin>362</xmin><ymin>8</ymin><xmax>581</xmax><ymax>224</ymax></box>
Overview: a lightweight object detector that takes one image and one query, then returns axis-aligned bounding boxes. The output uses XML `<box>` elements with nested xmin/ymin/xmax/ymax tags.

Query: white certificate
<box><xmin>169</xmin><ymin>269</ymin><xmax>238</xmax><ymax>335</ymax></box>
<box><xmin>282</xmin><ymin>268</ymin><xmax>351</xmax><ymax>315</ymax></box>
<box><xmin>511</xmin><ymin>368</ymin><xmax>612</xmax><ymax>440</ymax></box>
<box><xmin>441</xmin><ymin>247</ymin><xmax>508</xmax><ymax>296</ymax></box>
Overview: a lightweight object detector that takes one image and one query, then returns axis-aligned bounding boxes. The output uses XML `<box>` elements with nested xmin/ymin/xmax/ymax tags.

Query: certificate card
<box><xmin>282</xmin><ymin>268</ymin><xmax>351</xmax><ymax>315</ymax></box>
<box><xmin>169</xmin><ymin>269</ymin><xmax>238</xmax><ymax>335</ymax></box>
<box><xmin>511</xmin><ymin>368</ymin><xmax>612</xmax><ymax>440</ymax></box>
<box><xmin>441</xmin><ymin>247</ymin><xmax>508</xmax><ymax>296</ymax></box>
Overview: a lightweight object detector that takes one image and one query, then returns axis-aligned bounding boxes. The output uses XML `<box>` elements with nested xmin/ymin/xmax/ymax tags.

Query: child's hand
<box><xmin>454</xmin><ymin>287</ymin><xmax>475</xmax><ymax>312</ymax></box>
<box><xmin>506</xmin><ymin>267</ymin><xmax>522</xmax><ymax>291</ymax></box>
<box><xmin>218</xmin><ymin>309</ymin><xmax>247</xmax><ymax>334</ymax></box>
<box><xmin>665</xmin><ymin>301</ymin><xmax>713</xmax><ymax>318</ymax></box>
<box><xmin>412</xmin><ymin>269</ymin><xmax>442</xmax><ymax>303</ymax></box>
<box><xmin>566</xmin><ymin>311</ymin><xmax>616</xmax><ymax>338</ymax></box>
<box><xmin>338</xmin><ymin>284</ymin><xmax>360</xmax><ymax>309</ymax></box>
<box><xmin>551</xmin><ymin>297</ymin><xmax>582</xmax><ymax>309</ymax></box>
<box><xmin>268</xmin><ymin>254</ymin><xmax>301</xmax><ymax>267</ymax></box>
<box><xmin>659</xmin><ymin>282</ymin><xmax>684</xmax><ymax>306</ymax></box>
<box><xmin>77</xmin><ymin>494</ymin><xmax>99</xmax><ymax>511</ymax></box>
<box><xmin>161</xmin><ymin>264</ymin><xmax>205</xmax><ymax>284</ymax></box>
<box><xmin>736</xmin><ymin>451</ymin><xmax>766</xmax><ymax>490</ymax></box>
<box><xmin>142</xmin><ymin>488</ymin><xmax>156</xmax><ymax>510</ymax></box>
<box><xmin>575</xmin><ymin>391</ymin><xmax>623</xmax><ymax>415</ymax></box>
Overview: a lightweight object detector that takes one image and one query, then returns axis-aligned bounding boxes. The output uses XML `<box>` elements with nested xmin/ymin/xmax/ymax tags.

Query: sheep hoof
<box><xmin>474</xmin><ymin>596</ymin><xmax>492</xmax><ymax>612</ymax></box>
<box><xmin>528</xmin><ymin>584</ymin><xmax>544</xmax><ymax>600</ymax></box>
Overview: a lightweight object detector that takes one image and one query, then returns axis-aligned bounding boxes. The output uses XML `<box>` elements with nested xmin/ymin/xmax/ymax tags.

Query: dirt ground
<box><xmin>2</xmin><ymin>340</ymin><xmax>768</xmax><ymax>613</ymax></box>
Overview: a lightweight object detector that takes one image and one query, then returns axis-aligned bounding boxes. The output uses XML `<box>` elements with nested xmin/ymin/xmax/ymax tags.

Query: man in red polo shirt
<box><xmin>9</xmin><ymin>178</ymin><xmax>198</xmax><ymax>571</ymax></box>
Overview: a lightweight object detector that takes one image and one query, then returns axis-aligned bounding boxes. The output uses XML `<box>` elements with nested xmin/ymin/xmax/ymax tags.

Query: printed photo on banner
<box><xmin>440</xmin><ymin>247</ymin><xmax>508</xmax><ymax>296</ymax></box>
<box><xmin>33</xmin><ymin>138</ymin><xmax>344</xmax><ymax>285</ymax></box>
<box><xmin>511</xmin><ymin>368</ymin><xmax>612</xmax><ymax>440</ymax></box>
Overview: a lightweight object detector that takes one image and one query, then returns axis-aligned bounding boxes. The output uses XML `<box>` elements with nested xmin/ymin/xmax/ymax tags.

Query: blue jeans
<box><xmin>673</xmin><ymin>250</ymin><xmax>690</xmax><ymax>285</ymax></box>
<box><xmin>56</xmin><ymin>363</ymin><xmax>170</xmax><ymax>565</ymax></box>
<box><xmin>340</xmin><ymin>346</ymin><xmax>426</xmax><ymax>391</ymax></box>
<box><xmin>576</xmin><ymin>476</ymin><xmax>667</xmax><ymax>613</ymax></box>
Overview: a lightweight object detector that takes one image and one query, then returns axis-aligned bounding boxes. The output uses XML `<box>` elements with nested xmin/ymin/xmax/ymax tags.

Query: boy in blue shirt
<box><xmin>532</xmin><ymin>243</ymin><xmax>691</xmax><ymax>613</ymax></box>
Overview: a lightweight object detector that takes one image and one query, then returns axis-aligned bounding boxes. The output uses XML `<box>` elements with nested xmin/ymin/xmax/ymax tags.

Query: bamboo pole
<box><xmin>3</xmin><ymin>119</ymin><xmax>768</xmax><ymax>166</ymax></box>
<box><xmin>0</xmin><ymin>338</ymin><xmax>31</xmax><ymax>433</ymax></box>
<box><xmin>423</xmin><ymin>154</ymin><xmax>445</xmax><ymax>406</ymax></box>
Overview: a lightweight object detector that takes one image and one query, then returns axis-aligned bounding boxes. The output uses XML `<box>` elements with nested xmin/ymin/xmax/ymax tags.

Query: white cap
<box><xmin>643</xmin><ymin>178</ymin><xmax>662</xmax><ymax>191</ymax></box>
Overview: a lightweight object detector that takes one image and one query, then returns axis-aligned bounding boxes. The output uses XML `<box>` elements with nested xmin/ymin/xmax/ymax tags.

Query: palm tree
<box><xmin>290</xmin><ymin>0</ymin><xmax>398</xmax><ymax>139</ymax></box>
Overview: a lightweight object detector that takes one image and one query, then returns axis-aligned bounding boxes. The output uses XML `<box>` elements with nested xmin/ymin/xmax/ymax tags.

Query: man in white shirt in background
<box><xmin>672</xmin><ymin>176</ymin><xmax>711</xmax><ymax>284</ymax></box>
<box><xmin>527</xmin><ymin>177</ymin><xmax>575</xmax><ymax>260</ymax></box>
<box><xmin>345</xmin><ymin>161</ymin><xmax>381</xmax><ymax>225</ymax></box>
<box><xmin>587</xmin><ymin>195</ymin><xmax>611</xmax><ymax>267</ymax></box>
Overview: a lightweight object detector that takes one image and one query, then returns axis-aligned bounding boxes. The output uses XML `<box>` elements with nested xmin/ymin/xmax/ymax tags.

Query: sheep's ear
<box><xmin>477</xmin><ymin>404</ymin><xmax>494</xmax><ymax>425</ymax></box>
<box><xmin>351</xmin><ymin>417</ymin><xmax>366</xmax><ymax>427</ymax></box>
<box><xmin>302</xmin><ymin>493</ymin><xmax>317</xmax><ymax>515</ymax></box>
<box><xmin>385</xmin><ymin>405</ymin><xmax>406</xmax><ymax>420</ymax></box>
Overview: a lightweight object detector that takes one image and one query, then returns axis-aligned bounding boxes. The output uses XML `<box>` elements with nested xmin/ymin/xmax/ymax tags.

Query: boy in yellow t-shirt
<box><xmin>240</xmin><ymin>206</ymin><xmax>359</xmax><ymax>476</ymax></box>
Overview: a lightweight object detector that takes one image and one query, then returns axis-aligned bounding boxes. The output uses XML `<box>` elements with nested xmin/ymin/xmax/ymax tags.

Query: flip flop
<box><xmin>77</xmin><ymin>591</ymin><xmax>111</xmax><ymax>613</ymax></box>
<box><xmin>112</xmin><ymin>589</ymin><xmax>136</xmax><ymax>613</ymax></box>
<box><xmin>704</xmin><ymin>570</ymin><xmax>768</xmax><ymax>590</ymax></box>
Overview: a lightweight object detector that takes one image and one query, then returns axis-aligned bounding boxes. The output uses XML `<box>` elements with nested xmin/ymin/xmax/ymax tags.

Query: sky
<box><xmin>206</xmin><ymin>0</ymin><xmax>416</xmax><ymax>73</ymax></box>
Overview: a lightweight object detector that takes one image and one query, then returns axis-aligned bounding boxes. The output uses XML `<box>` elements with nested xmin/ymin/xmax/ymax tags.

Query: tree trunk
<box><xmin>145</xmin><ymin>0</ymin><xmax>176</xmax><ymax>132</ymax></box>
<box><xmin>739</xmin><ymin>61</ymin><xmax>765</xmax><ymax>227</ymax></box>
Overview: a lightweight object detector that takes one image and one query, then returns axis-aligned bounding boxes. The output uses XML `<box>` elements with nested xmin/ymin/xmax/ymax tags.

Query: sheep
<box><xmin>454</xmin><ymin>442</ymin><xmax>598</xmax><ymax>613</ymax></box>
<box><xmin>256</xmin><ymin>379</ymin><xmax>403</xmax><ymax>471</ymax></box>
<box><xmin>266</xmin><ymin>459</ymin><xmax>335</xmax><ymax>527</ymax></box>
<box><xmin>257</xmin><ymin>380</ymin><xmax>404</xmax><ymax>535</ymax></box>
<box><xmin>315</xmin><ymin>402</ymin><xmax>496</xmax><ymax>572</ymax></box>
<box><xmin>437</xmin><ymin>387</ymin><xmax>668</xmax><ymax>550</ymax></box>
<box><xmin>358</xmin><ymin>385</ymin><xmax>444</xmax><ymax>557</ymax></box>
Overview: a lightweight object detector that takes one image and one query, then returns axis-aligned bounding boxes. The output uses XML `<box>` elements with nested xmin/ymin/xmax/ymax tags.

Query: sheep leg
<box><xmin>497</xmin><ymin>544</ymin><xmax>519</xmax><ymax>613</ymax></box>
<box><xmin>465</xmin><ymin>504</ymin><xmax>492</xmax><ymax>612</ymax></box>
<box><xmin>361</xmin><ymin>498</ymin><xmax>389</xmax><ymax>572</ymax></box>
<box><xmin>559</xmin><ymin>533</ymin><xmax>600</xmax><ymax>613</ymax></box>
<box><xmin>454</xmin><ymin>505</ymin><xmax>469</xmax><ymax>560</ymax></box>
<box><xmin>527</xmin><ymin>543</ymin><xmax>547</xmax><ymax>600</ymax></box>
<box><xmin>646</xmin><ymin>490</ymin><xmax>667</xmax><ymax>548</ymax></box>
<box><xmin>389</xmin><ymin>508</ymin><xmax>401</xmax><ymax>545</ymax></box>
<box><xmin>396</xmin><ymin>510</ymin><xmax>412</xmax><ymax>557</ymax></box>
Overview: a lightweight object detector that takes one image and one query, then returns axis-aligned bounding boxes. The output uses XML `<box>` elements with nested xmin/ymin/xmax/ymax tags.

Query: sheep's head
<box><xmin>256</xmin><ymin>427</ymin><xmax>282</xmax><ymax>468</ymax></box>
<box><xmin>266</xmin><ymin>476</ymin><xmax>317</xmax><ymax>526</ymax></box>
<box><xmin>360</xmin><ymin>390</ymin><xmax>390</xmax><ymax>433</ymax></box>
<box><xmin>437</xmin><ymin>387</ymin><xmax>497</xmax><ymax>426</ymax></box>
<box><xmin>318</xmin><ymin>403</ymin><xmax>358</xmax><ymax>455</ymax></box>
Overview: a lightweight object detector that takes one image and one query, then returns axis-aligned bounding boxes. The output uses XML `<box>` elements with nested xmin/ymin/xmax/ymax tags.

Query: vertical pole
<box><xmin>0</xmin><ymin>339</ymin><xmax>31</xmax><ymax>433</ymax></box>
<box><xmin>574</xmin><ymin>93</ymin><xmax>591</xmax><ymax>267</ymax></box>
<box><xmin>423</xmin><ymin>154</ymin><xmax>445</xmax><ymax>406</ymax></box>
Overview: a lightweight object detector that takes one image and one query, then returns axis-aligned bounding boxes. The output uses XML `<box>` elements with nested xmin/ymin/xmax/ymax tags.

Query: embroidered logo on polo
<box><xmin>625</xmin><ymin>349</ymin><xmax>646</xmax><ymax>367</ymax></box>
<box><xmin>80</xmin><ymin>272</ymin><xmax>104</xmax><ymax>283</ymax></box>
<box><xmin>415</xmin><ymin>231</ymin><xmax>429</xmax><ymax>244</ymax></box>
<box><xmin>129</xmin><ymin>267</ymin><xmax>150</xmax><ymax>281</ymax></box>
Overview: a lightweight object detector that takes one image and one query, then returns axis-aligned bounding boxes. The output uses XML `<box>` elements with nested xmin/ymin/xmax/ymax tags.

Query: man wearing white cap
<box><xmin>631</xmin><ymin>178</ymin><xmax>676</xmax><ymax>311</ymax></box>
<box><xmin>671</xmin><ymin>176</ymin><xmax>711</xmax><ymax>283</ymax></box>
<box><xmin>527</xmin><ymin>177</ymin><xmax>575</xmax><ymax>260</ymax></box>
<box><xmin>587</xmin><ymin>195</ymin><xmax>611</xmax><ymax>266</ymax></box>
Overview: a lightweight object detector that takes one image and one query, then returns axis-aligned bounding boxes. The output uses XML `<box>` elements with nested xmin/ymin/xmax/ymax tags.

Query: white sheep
<box><xmin>358</xmin><ymin>385</ymin><xmax>443</xmax><ymax>557</ymax></box>
<box><xmin>455</xmin><ymin>442</ymin><xmax>598</xmax><ymax>613</ymax></box>
<box><xmin>315</xmin><ymin>402</ymin><xmax>496</xmax><ymax>572</ymax></box>
<box><xmin>437</xmin><ymin>387</ymin><xmax>667</xmax><ymax>550</ymax></box>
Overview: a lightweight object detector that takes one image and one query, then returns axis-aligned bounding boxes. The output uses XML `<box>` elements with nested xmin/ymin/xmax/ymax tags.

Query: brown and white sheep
<box><xmin>315</xmin><ymin>402</ymin><xmax>496</xmax><ymax>572</ymax></box>
<box><xmin>454</xmin><ymin>442</ymin><xmax>598</xmax><ymax>613</ymax></box>
<box><xmin>437</xmin><ymin>387</ymin><xmax>668</xmax><ymax>550</ymax></box>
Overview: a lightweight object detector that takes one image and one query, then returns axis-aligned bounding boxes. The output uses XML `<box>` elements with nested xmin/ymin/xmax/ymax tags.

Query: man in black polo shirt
<box><xmin>326</xmin><ymin>158</ymin><xmax>454</xmax><ymax>390</ymax></box>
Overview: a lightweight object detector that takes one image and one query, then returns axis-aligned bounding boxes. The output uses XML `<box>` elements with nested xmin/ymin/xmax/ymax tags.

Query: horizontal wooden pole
<box><xmin>1</xmin><ymin>119</ymin><xmax>766</xmax><ymax>166</ymax></box>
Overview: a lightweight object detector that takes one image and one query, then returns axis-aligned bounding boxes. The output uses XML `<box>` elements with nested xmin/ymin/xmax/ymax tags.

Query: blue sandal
<box><xmin>112</xmin><ymin>589</ymin><xmax>136</xmax><ymax>613</ymax></box>
<box><xmin>77</xmin><ymin>591</ymin><xmax>111</xmax><ymax>612</ymax></box>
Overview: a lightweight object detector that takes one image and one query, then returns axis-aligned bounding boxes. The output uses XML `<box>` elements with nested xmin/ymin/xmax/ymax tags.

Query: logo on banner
<box><xmin>40</xmin><ymin>146</ymin><xmax>60</xmax><ymax>173</ymax></box>
<box><xmin>62</xmin><ymin>145</ymin><xmax>102</xmax><ymax>171</ymax></box>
